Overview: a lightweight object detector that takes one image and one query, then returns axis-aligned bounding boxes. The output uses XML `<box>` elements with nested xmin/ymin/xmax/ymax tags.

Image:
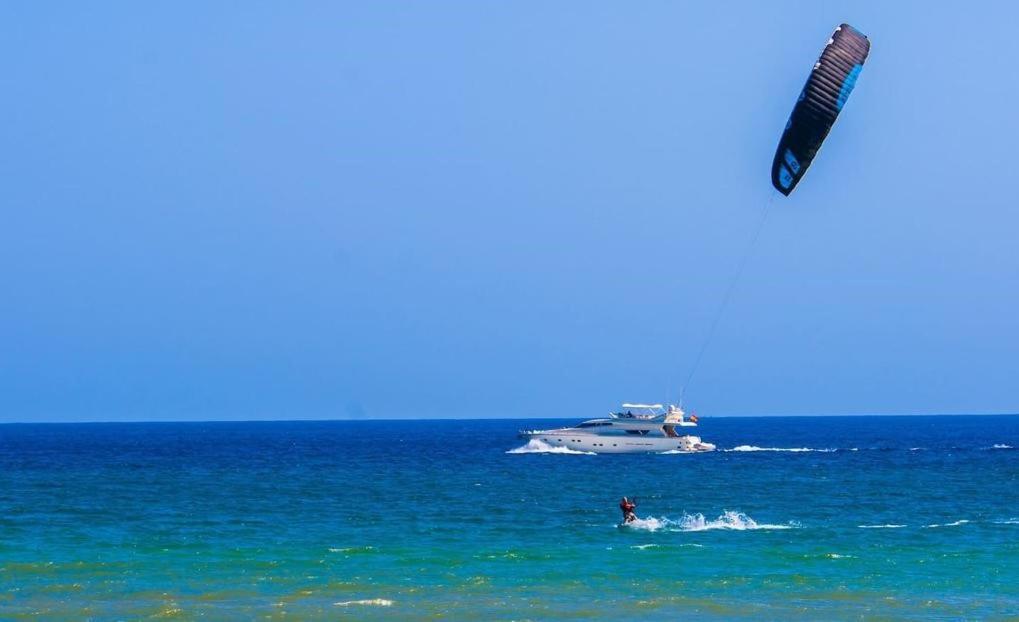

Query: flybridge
<box><xmin>612</xmin><ymin>404</ymin><xmax>698</xmax><ymax>427</ymax></box>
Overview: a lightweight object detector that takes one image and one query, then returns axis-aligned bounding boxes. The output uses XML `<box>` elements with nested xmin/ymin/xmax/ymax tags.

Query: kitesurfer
<box><xmin>619</xmin><ymin>497</ymin><xmax>637</xmax><ymax>523</ymax></box>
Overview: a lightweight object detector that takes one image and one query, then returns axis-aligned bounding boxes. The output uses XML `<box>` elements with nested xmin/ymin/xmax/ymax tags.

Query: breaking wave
<box><xmin>620</xmin><ymin>511</ymin><xmax>796</xmax><ymax>532</ymax></box>
<box><xmin>726</xmin><ymin>445</ymin><xmax>839</xmax><ymax>453</ymax></box>
<box><xmin>989</xmin><ymin>444</ymin><xmax>1014</xmax><ymax>450</ymax></box>
<box><xmin>506</xmin><ymin>439</ymin><xmax>595</xmax><ymax>455</ymax></box>
<box><xmin>994</xmin><ymin>518</ymin><xmax>1019</xmax><ymax>525</ymax></box>
<box><xmin>858</xmin><ymin>524</ymin><xmax>906</xmax><ymax>529</ymax></box>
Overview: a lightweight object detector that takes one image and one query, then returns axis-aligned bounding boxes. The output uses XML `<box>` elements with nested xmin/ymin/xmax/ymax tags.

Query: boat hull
<box><xmin>520</xmin><ymin>431</ymin><xmax>715</xmax><ymax>454</ymax></box>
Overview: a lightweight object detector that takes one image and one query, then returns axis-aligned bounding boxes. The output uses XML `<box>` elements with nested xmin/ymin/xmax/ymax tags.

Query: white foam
<box><xmin>825</xmin><ymin>553</ymin><xmax>855</xmax><ymax>559</ymax></box>
<box><xmin>858</xmin><ymin>524</ymin><xmax>906</xmax><ymax>529</ymax></box>
<box><xmin>923</xmin><ymin>519</ymin><xmax>969</xmax><ymax>528</ymax></box>
<box><xmin>994</xmin><ymin>519</ymin><xmax>1019</xmax><ymax>525</ymax></box>
<box><xmin>334</xmin><ymin>599</ymin><xmax>393</xmax><ymax>607</ymax></box>
<box><xmin>990</xmin><ymin>444</ymin><xmax>1014</xmax><ymax>450</ymax></box>
<box><xmin>726</xmin><ymin>445</ymin><xmax>838</xmax><ymax>453</ymax></box>
<box><xmin>620</xmin><ymin>517</ymin><xmax>669</xmax><ymax>531</ymax></box>
<box><xmin>909</xmin><ymin>447</ymin><xmax>926</xmax><ymax>451</ymax></box>
<box><xmin>631</xmin><ymin>544</ymin><xmax>659</xmax><ymax>550</ymax></box>
<box><xmin>506</xmin><ymin>439</ymin><xmax>595</xmax><ymax>455</ymax></box>
<box><xmin>676</xmin><ymin>510</ymin><xmax>795</xmax><ymax>531</ymax></box>
<box><xmin>623</xmin><ymin>511</ymin><xmax>794</xmax><ymax>532</ymax></box>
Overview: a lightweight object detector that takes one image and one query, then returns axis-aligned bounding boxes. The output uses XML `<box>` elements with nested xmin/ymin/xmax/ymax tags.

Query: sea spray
<box><xmin>619</xmin><ymin>511</ymin><xmax>796</xmax><ymax>532</ymax></box>
<box><xmin>506</xmin><ymin>439</ymin><xmax>595</xmax><ymax>455</ymax></box>
<box><xmin>677</xmin><ymin>511</ymin><xmax>795</xmax><ymax>531</ymax></box>
<box><xmin>620</xmin><ymin>516</ymin><xmax>669</xmax><ymax>532</ymax></box>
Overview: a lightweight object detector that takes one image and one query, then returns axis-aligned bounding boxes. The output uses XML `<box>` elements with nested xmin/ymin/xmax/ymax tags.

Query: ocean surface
<box><xmin>2</xmin><ymin>415</ymin><xmax>1018</xmax><ymax>620</ymax></box>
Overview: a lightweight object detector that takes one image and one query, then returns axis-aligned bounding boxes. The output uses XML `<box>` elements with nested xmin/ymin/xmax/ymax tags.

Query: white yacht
<box><xmin>519</xmin><ymin>404</ymin><xmax>716</xmax><ymax>454</ymax></box>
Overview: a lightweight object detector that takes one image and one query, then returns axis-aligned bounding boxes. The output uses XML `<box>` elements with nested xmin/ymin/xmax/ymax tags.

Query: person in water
<box><xmin>619</xmin><ymin>497</ymin><xmax>637</xmax><ymax>523</ymax></box>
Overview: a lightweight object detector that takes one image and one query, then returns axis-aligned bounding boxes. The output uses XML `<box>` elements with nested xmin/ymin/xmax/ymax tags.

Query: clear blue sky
<box><xmin>2</xmin><ymin>2</ymin><xmax>1017</xmax><ymax>421</ymax></box>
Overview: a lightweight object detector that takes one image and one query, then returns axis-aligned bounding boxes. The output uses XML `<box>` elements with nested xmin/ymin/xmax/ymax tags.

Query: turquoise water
<box><xmin>2</xmin><ymin>416</ymin><xmax>1018</xmax><ymax>620</ymax></box>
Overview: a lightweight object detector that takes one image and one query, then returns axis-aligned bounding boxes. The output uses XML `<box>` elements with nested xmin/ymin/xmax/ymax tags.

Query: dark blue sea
<box><xmin>2</xmin><ymin>416</ymin><xmax>1018</xmax><ymax>619</ymax></box>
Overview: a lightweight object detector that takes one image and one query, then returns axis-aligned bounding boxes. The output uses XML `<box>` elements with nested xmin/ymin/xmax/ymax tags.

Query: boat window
<box><xmin>578</xmin><ymin>422</ymin><xmax>612</xmax><ymax>428</ymax></box>
<box><xmin>625</xmin><ymin>430</ymin><xmax>649</xmax><ymax>436</ymax></box>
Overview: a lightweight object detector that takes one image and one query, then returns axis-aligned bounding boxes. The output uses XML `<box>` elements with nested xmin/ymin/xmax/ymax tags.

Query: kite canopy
<box><xmin>771</xmin><ymin>24</ymin><xmax>871</xmax><ymax>196</ymax></box>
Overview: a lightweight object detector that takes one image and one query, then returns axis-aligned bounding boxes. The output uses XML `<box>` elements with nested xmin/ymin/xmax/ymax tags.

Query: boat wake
<box><xmin>923</xmin><ymin>519</ymin><xmax>970</xmax><ymax>528</ymax></box>
<box><xmin>620</xmin><ymin>511</ymin><xmax>796</xmax><ymax>532</ymax></box>
<box><xmin>859</xmin><ymin>519</ymin><xmax>1019</xmax><ymax>529</ymax></box>
<box><xmin>506</xmin><ymin>439</ymin><xmax>595</xmax><ymax>455</ymax></box>
<box><xmin>725</xmin><ymin>445</ymin><xmax>840</xmax><ymax>453</ymax></box>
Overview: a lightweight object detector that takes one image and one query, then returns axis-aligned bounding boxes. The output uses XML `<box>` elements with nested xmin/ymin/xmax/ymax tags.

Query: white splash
<box><xmin>726</xmin><ymin>445</ymin><xmax>838</xmax><ymax>453</ymax></box>
<box><xmin>623</xmin><ymin>511</ymin><xmax>795</xmax><ymax>532</ymax></box>
<box><xmin>990</xmin><ymin>444</ymin><xmax>1014</xmax><ymax>450</ymax></box>
<box><xmin>334</xmin><ymin>599</ymin><xmax>394</xmax><ymax>607</ymax></box>
<box><xmin>631</xmin><ymin>544</ymin><xmax>659</xmax><ymax>550</ymax></box>
<box><xmin>924</xmin><ymin>519</ymin><xmax>969</xmax><ymax>528</ymax></box>
<box><xmin>620</xmin><ymin>517</ymin><xmax>669</xmax><ymax>531</ymax></box>
<box><xmin>676</xmin><ymin>511</ymin><xmax>795</xmax><ymax>531</ymax></box>
<box><xmin>506</xmin><ymin>439</ymin><xmax>595</xmax><ymax>455</ymax></box>
<box><xmin>858</xmin><ymin>524</ymin><xmax>906</xmax><ymax>529</ymax></box>
<box><xmin>826</xmin><ymin>553</ymin><xmax>855</xmax><ymax>559</ymax></box>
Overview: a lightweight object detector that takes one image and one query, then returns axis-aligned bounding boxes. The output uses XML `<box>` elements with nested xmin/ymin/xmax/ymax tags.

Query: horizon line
<box><xmin>2</xmin><ymin>411</ymin><xmax>1019</xmax><ymax>425</ymax></box>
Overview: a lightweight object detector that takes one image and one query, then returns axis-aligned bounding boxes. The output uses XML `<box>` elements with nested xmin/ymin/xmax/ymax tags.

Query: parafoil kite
<box><xmin>771</xmin><ymin>24</ymin><xmax>870</xmax><ymax>195</ymax></box>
